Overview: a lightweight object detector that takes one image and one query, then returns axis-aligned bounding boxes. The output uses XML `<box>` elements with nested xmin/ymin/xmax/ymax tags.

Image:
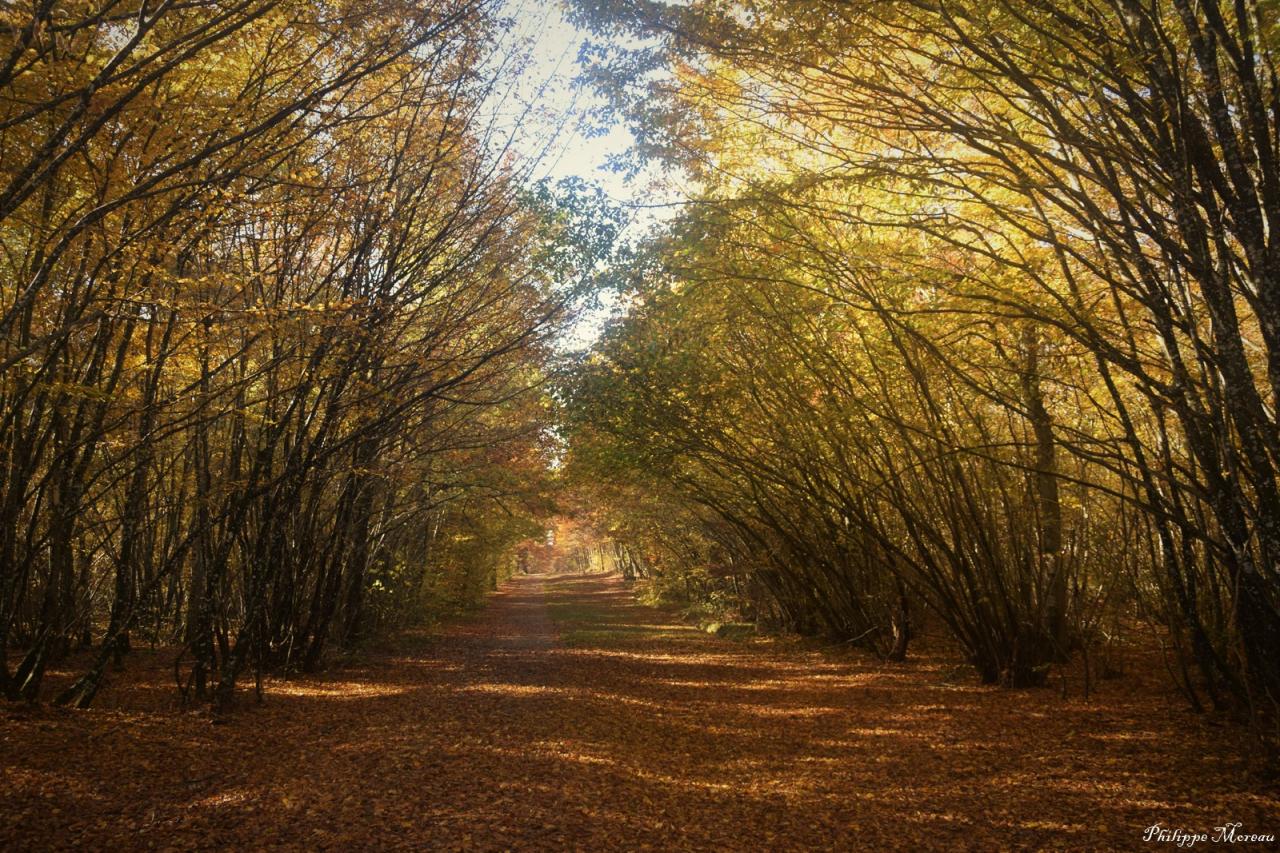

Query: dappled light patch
<box><xmin>271</xmin><ymin>681</ymin><xmax>412</xmax><ymax>700</ymax></box>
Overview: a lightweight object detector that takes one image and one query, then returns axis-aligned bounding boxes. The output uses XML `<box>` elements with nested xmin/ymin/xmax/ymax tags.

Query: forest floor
<box><xmin>2</xmin><ymin>572</ymin><xmax>1278</xmax><ymax>851</ymax></box>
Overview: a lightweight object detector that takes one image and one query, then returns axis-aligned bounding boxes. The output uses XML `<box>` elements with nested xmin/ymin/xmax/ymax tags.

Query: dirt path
<box><xmin>3</xmin><ymin>572</ymin><xmax>1278</xmax><ymax>850</ymax></box>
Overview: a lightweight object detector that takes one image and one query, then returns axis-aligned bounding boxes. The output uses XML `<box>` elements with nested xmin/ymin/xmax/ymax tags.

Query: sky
<box><xmin>498</xmin><ymin>0</ymin><xmax>641</xmax><ymax>201</ymax></box>
<box><xmin>492</xmin><ymin>0</ymin><xmax>673</xmax><ymax>351</ymax></box>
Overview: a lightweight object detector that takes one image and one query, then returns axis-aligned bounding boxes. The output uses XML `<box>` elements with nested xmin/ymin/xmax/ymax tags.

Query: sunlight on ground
<box><xmin>272</xmin><ymin>681</ymin><xmax>411</xmax><ymax>699</ymax></box>
<box><xmin>193</xmin><ymin>789</ymin><xmax>256</xmax><ymax>809</ymax></box>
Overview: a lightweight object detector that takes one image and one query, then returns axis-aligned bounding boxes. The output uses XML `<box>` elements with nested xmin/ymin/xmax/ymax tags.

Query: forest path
<box><xmin>4</xmin><ymin>572</ymin><xmax>1278</xmax><ymax>851</ymax></box>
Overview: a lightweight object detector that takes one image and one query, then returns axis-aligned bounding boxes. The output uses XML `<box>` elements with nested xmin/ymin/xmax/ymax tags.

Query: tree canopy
<box><xmin>559</xmin><ymin>0</ymin><xmax>1280</xmax><ymax>718</ymax></box>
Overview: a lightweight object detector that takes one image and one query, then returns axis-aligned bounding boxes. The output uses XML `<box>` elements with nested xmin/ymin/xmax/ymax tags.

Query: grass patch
<box><xmin>702</xmin><ymin>621</ymin><xmax>756</xmax><ymax>641</ymax></box>
<box><xmin>545</xmin><ymin>600</ymin><xmax>601</xmax><ymax>627</ymax></box>
<box><xmin>543</xmin><ymin>574</ymin><xmax>706</xmax><ymax>648</ymax></box>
